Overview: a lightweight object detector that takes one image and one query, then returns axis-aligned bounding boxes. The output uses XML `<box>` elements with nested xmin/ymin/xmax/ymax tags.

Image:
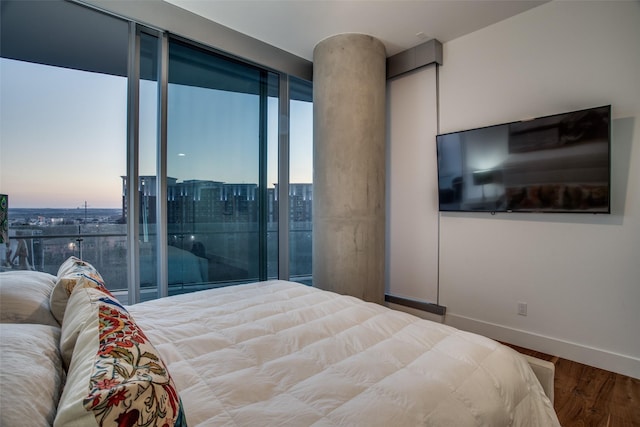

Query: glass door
<box><xmin>137</xmin><ymin>30</ymin><xmax>161</xmax><ymax>301</ymax></box>
<box><xmin>166</xmin><ymin>39</ymin><xmax>276</xmax><ymax>294</ymax></box>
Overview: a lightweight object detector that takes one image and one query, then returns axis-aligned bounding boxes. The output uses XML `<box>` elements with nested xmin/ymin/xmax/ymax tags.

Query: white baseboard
<box><xmin>445</xmin><ymin>313</ymin><xmax>640</xmax><ymax>380</ymax></box>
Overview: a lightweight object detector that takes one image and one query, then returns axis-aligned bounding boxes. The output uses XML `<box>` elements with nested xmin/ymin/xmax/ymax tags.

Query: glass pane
<box><xmin>138</xmin><ymin>32</ymin><xmax>160</xmax><ymax>301</ymax></box>
<box><xmin>289</xmin><ymin>77</ymin><xmax>313</xmax><ymax>285</ymax></box>
<box><xmin>0</xmin><ymin>1</ymin><xmax>129</xmax><ymax>294</ymax></box>
<box><xmin>267</xmin><ymin>74</ymin><xmax>279</xmax><ymax>279</ymax></box>
<box><xmin>0</xmin><ymin>58</ymin><xmax>128</xmax><ymax>290</ymax></box>
<box><xmin>167</xmin><ymin>40</ymin><xmax>271</xmax><ymax>293</ymax></box>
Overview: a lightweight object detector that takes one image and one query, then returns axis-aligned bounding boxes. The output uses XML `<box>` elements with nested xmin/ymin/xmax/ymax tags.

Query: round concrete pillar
<box><xmin>312</xmin><ymin>34</ymin><xmax>386</xmax><ymax>303</ymax></box>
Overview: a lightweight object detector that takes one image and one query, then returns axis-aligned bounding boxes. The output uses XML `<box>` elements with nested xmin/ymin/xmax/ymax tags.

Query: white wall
<box><xmin>435</xmin><ymin>1</ymin><xmax>640</xmax><ymax>378</ymax></box>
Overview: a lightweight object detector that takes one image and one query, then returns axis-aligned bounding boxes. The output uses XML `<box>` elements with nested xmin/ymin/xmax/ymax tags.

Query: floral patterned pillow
<box><xmin>50</xmin><ymin>256</ymin><xmax>111</xmax><ymax>324</ymax></box>
<box><xmin>55</xmin><ymin>286</ymin><xmax>187</xmax><ymax>427</ymax></box>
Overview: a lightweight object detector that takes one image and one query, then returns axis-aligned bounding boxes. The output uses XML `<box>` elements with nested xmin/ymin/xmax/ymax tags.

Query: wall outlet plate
<box><xmin>517</xmin><ymin>302</ymin><xmax>527</xmax><ymax>316</ymax></box>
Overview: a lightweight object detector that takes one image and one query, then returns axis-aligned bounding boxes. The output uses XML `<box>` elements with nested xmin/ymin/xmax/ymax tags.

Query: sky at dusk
<box><xmin>0</xmin><ymin>58</ymin><xmax>312</xmax><ymax>209</ymax></box>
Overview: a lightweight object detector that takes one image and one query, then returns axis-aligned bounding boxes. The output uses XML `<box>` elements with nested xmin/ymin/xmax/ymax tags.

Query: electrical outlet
<box><xmin>517</xmin><ymin>302</ymin><xmax>527</xmax><ymax>316</ymax></box>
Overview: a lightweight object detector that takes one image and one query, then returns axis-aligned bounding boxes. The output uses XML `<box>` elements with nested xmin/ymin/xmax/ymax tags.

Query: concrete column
<box><xmin>312</xmin><ymin>34</ymin><xmax>386</xmax><ymax>304</ymax></box>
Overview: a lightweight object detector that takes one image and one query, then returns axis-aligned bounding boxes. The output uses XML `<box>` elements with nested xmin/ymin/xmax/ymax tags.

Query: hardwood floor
<box><xmin>504</xmin><ymin>344</ymin><xmax>640</xmax><ymax>426</ymax></box>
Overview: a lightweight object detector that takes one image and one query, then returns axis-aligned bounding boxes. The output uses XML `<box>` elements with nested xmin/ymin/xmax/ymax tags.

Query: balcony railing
<box><xmin>3</xmin><ymin>229</ymin><xmax>130</xmax><ymax>291</ymax></box>
<box><xmin>2</xmin><ymin>227</ymin><xmax>312</xmax><ymax>298</ymax></box>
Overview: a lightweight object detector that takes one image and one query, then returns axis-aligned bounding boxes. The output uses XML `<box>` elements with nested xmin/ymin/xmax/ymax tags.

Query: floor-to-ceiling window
<box><xmin>164</xmin><ymin>39</ymin><xmax>278</xmax><ymax>293</ymax></box>
<box><xmin>137</xmin><ymin>30</ymin><xmax>161</xmax><ymax>300</ymax></box>
<box><xmin>0</xmin><ymin>0</ymin><xmax>312</xmax><ymax>301</ymax></box>
<box><xmin>0</xmin><ymin>0</ymin><xmax>129</xmax><ymax>291</ymax></box>
<box><xmin>289</xmin><ymin>77</ymin><xmax>313</xmax><ymax>284</ymax></box>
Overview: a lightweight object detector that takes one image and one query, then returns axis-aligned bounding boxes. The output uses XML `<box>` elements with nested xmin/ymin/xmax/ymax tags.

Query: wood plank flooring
<box><xmin>503</xmin><ymin>343</ymin><xmax>640</xmax><ymax>426</ymax></box>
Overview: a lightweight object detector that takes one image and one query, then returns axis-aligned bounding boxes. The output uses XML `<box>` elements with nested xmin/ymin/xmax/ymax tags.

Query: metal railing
<box><xmin>2</xmin><ymin>228</ymin><xmax>312</xmax><ymax>296</ymax></box>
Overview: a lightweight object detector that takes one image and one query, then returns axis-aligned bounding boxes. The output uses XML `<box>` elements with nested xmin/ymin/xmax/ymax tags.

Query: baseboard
<box><xmin>445</xmin><ymin>313</ymin><xmax>640</xmax><ymax>380</ymax></box>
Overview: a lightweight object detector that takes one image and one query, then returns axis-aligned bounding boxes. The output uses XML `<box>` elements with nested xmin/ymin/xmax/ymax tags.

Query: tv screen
<box><xmin>436</xmin><ymin>105</ymin><xmax>611</xmax><ymax>213</ymax></box>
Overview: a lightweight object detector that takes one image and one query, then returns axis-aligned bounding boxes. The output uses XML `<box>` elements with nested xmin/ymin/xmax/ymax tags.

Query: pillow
<box><xmin>0</xmin><ymin>270</ymin><xmax>60</xmax><ymax>326</ymax></box>
<box><xmin>59</xmin><ymin>282</ymin><xmax>107</xmax><ymax>368</ymax></box>
<box><xmin>0</xmin><ymin>323</ymin><xmax>65</xmax><ymax>426</ymax></box>
<box><xmin>55</xmin><ymin>286</ymin><xmax>187</xmax><ymax>427</ymax></box>
<box><xmin>50</xmin><ymin>256</ymin><xmax>110</xmax><ymax>324</ymax></box>
<box><xmin>56</xmin><ymin>256</ymin><xmax>103</xmax><ymax>279</ymax></box>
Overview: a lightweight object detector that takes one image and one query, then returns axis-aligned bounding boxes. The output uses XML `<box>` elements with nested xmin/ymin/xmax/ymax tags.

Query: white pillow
<box><xmin>0</xmin><ymin>270</ymin><xmax>59</xmax><ymax>326</ymax></box>
<box><xmin>0</xmin><ymin>323</ymin><xmax>65</xmax><ymax>426</ymax></box>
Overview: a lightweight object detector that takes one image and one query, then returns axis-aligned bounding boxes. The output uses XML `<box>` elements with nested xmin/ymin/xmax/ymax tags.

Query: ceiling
<box><xmin>164</xmin><ymin>0</ymin><xmax>548</xmax><ymax>61</ymax></box>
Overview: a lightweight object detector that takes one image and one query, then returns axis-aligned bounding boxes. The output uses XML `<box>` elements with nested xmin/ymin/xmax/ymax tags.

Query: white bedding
<box><xmin>128</xmin><ymin>280</ymin><xmax>560</xmax><ymax>426</ymax></box>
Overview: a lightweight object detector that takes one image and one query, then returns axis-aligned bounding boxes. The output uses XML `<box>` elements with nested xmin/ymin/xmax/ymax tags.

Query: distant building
<box><xmin>121</xmin><ymin>177</ymin><xmax>313</xmax><ymax>226</ymax></box>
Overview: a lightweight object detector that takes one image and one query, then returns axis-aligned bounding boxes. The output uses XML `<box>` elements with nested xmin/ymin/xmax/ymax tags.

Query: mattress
<box><xmin>128</xmin><ymin>280</ymin><xmax>560</xmax><ymax>426</ymax></box>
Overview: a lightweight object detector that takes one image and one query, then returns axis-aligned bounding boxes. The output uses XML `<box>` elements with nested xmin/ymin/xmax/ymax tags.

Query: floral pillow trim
<box><xmin>58</xmin><ymin>257</ymin><xmax>111</xmax><ymax>296</ymax></box>
<box><xmin>51</xmin><ymin>256</ymin><xmax>114</xmax><ymax>324</ymax></box>
<box><xmin>83</xmin><ymin>296</ymin><xmax>187</xmax><ymax>427</ymax></box>
<box><xmin>61</xmin><ymin>272</ymin><xmax>112</xmax><ymax>296</ymax></box>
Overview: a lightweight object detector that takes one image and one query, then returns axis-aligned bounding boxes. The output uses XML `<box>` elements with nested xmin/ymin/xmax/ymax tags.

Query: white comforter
<box><xmin>128</xmin><ymin>280</ymin><xmax>560</xmax><ymax>426</ymax></box>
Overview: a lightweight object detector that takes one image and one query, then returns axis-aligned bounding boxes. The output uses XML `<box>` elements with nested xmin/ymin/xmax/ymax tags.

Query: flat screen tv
<box><xmin>436</xmin><ymin>105</ymin><xmax>611</xmax><ymax>213</ymax></box>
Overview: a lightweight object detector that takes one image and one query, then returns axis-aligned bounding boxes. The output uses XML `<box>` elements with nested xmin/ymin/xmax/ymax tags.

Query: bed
<box><xmin>0</xmin><ymin>257</ymin><xmax>560</xmax><ymax>426</ymax></box>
